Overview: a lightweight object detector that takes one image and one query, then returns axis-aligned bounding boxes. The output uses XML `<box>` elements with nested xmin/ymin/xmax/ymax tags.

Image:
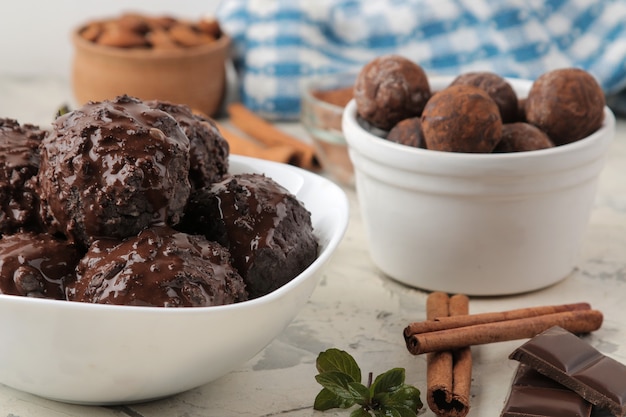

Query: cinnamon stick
<box><xmin>403</xmin><ymin>302</ymin><xmax>591</xmax><ymax>338</ymax></box>
<box><xmin>215</xmin><ymin>122</ymin><xmax>299</xmax><ymax>165</ymax></box>
<box><xmin>406</xmin><ymin>309</ymin><xmax>603</xmax><ymax>355</ymax></box>
<box><xmin>426</xmin><ymin>293</ymin><xmax>472</xmax><ymax>417</ymax></box>
<box><xmin>227</xmin><ymin>103</ymin><xmax>319</xmax><ymax>170</ymax></box>
<box><xmin>426</xmin><ymin>292</ymin><xmax>452</xmax><ymax>417</ymax></box>
<box><xmin>448</xmin><ymin>295</ymin><xmax>472</xmax><ymax>417</ymax></box>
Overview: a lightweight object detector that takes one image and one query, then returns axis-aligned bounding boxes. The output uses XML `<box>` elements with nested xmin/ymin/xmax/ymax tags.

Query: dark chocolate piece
<box><xmin>501</xmin><ymin>363</ymin><xmax>592</xmax><ymax>417</ymax></box>
<box><xmin>509</xmin><ymin>326</ymin><xmax>626</xmax><ymax>417</ymax></box>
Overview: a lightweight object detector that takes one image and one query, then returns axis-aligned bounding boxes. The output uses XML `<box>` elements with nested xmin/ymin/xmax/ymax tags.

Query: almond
<box><xmin>97</xmin><ymin>22</ymin><xmax>148</xmax><ymax>48</ymax></box>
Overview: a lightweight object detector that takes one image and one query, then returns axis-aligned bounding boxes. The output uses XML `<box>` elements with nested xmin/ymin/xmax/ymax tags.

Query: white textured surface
<box><xmin>1</xmin><ymin>76</ymin><xmax>626</xmax><ymax>416</ymax></box>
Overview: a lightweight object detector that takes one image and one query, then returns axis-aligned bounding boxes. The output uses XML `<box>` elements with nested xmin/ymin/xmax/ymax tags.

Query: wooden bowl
<box><xmin>71</xmin><ymin>26</ymin><xmax>230</xmax><ymax>116</ymax></box>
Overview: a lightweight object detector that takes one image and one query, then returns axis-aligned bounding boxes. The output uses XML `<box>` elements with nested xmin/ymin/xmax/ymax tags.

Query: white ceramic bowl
<box><xmin>0</xmin><ymin>155</ymin><xmax>349</xmax><ymax>405</ymax></box>
<box><xmin>343</xmin><ymin>76</ymin><xmax>615</xmax><ymax>296</ymax></box>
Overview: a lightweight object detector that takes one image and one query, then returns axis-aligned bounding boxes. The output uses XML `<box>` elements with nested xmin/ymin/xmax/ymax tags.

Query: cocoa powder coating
<box><xmin>421</xmin><ymin>85</ymin><xmax>502</xmax><ymax>153</ymax></box>
<box><xmin>451</xmin><ymin>72</ymin><xmax>519</xmax><ymax>123</ymax></box>
<box><xmin>312</xmin><ymin>86</ymin><xmax>353</xmax><ymax>108</ymax></box>
<box><xmin>354</xmin><ymin>54</ymin><xmax>431</xmax><ymax>131</ymax></box>
<box><xmin>525</xmin><ymin>68</ymin><xmax>605</xmax><ymax>146</ymax></box>
<box><xmin>387</xmin><ymin>117</ymin><xmax>425</xmax><ymax>148</ymax></box>
<box><xmin>494</xmin><ymin>123</ymin><xmax>554</xmax><ymax>153</ymax></box>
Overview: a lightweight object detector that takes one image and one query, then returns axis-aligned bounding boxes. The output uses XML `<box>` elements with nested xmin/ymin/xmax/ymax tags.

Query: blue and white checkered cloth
<box><xmin>216</xmin><ymin>0</ymin><xmax>626</xmax><ymax>120</ymax></box>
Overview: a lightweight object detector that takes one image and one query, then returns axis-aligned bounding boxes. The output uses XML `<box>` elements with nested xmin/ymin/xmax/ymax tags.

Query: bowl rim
<box><xmin>0</xmin><ymin>155</ymin><xmax>349</xmax><ymax>314</ymax></box>
<box><xmin>301</xmin><ymin>71</ymin><xmax>359</xmax><ymax>114</ymax></box>
<box><xmin>72</xmin><ymin>24</ymin><xmax>231</xmax><ymax>60</ymax></box>
<box><xmin>343</xmin><ymin>75</ymin><xmax>616</xmax><ymax>173</ymax></box>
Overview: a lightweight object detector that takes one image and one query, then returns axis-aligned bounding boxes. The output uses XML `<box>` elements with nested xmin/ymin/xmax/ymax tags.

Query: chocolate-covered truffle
<box><xmin>387</xmin><ymin>117</ymin><xmax>425</xmax><ymax>148</ymax></box>
<box><xmin>178</xmin><ymin>173</ymin><xmax>318</xmax><ymax>299</ymax></box>
<box><xmin>421</xmin><ymin>84</ymin><xmax>502</xmax><ymax>153</ymax></box>
<box><xmin>450</xmin><ymin>72</ymin><xmax>518</xmax><ymax>123</ymax></box>
<box><xmin>37</xmin><ymin>95</ymin><xmax>191</xmax><ymax>247</ymax></box>
<box><xmin>494</xmin><ymin>123</ymin><xmax>554</xmax><ymax>153</ymax></box>
<box><xmin>525</xmin><ymin>68</ymin><xmax>605</xmax><ymax>146</ymax></box>
<box><xmin>0</xmin><ymin>232</ymin><xmax>82</xmax><ymax>299</ymax></box>
<box><xmin>0</xmin><ymin>118</ymin><xmax>46</xmax><ymax>235</ymax></box>
<box><xmin>354</xmin><ymin>54</ymin><xmax>431</xmax><ymax>131</ymax></box>
<box><xmin>516</xmin><ymin>98</ymin><xmax>527</xmax><ymax>123</ymax></box>
<box><xmin>66</xmin><ymin>226</ymin><xmax>247</xmax><ymax>307</ymax></box>
<box><xmin>146</xmin><ymin>100</ymin><xmax>229</xmax><ymax>189</ymax></box>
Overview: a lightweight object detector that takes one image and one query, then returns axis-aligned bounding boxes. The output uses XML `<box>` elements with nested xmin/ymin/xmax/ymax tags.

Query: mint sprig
<box><xmin>314</xmin><ymin>348</ymin><xmax>423</xmax><ymax>417</ymax></box>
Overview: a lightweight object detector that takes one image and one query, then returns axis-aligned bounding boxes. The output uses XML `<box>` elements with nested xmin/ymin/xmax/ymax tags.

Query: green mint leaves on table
<box><xmin>314</xmin><ymin>348</ymin><xmax>423</xmax><ymax>417</ymax></box>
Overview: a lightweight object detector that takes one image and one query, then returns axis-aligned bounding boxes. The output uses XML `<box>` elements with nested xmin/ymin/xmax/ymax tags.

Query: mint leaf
<box><xmin>370</xmin><ymin>368</ymin><xmax>405</xmax><ymax>396</ymax></box>
<box><xmin>316</xmin><ymin>348</ymin><xmax>362</xmax><ymax>383</ymax></box>
<box><xmin>314</xmin><ymin>388</ymin><xmax>353</xmax><ymax>410</ymax></box>
<box><xmin>381</xmin><ymin>385</ymin><xmax>423</xmax><ymax>412</ymax></box>
<box><xmin>348</xmin><ymin>381</ymin><xmax>371</xmax><ymax>406</ymax></box>
<box><xmin>313</xmin><ymin>349</ymin><xmax>423</xmax><ymax>416</ymax></box>
<box><xmin>315</xmin><ymin>371</ymin><xmax>362</xmax><ymax>406</ymax></box>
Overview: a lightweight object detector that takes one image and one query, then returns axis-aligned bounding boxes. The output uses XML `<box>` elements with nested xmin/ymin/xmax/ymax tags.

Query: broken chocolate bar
<box><xmin>509</xmin><ymin>326</ymin><xmax>626</xmax><ymax>417</ymax></box>
<box><xmin>501</xmin><ymin>363</ymin><xmax>592</xmax><ymax>417</ymax></box>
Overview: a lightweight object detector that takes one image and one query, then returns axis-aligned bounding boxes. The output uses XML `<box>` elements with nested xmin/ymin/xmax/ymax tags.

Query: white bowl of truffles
<box><xmin>343</xmin><ymin>55</ymin><xmax>615</xmax><ymax>296</ymax></box>
<box><xmin>0</xmin><ymin>96</ymin><xmax>348</xmax><ymax>404</ymax></box>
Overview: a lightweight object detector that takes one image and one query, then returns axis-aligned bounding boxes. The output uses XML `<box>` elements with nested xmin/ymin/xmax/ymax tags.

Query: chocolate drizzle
<box><xmin>37</xmin><ymin>95</ymin><xmax>191</xmax><ymax>247</ymax></box>
<box><xmin>0</xmin><ymin>118</ymin><xmax>46</xmax><ymax>234</ymax></box>
<box><xmin>66</xmin><ymin>225</ymin><xmax>247</xmax><ymax>307</ymax></box>
<box><xmin>0</xmin><ymin>232</ymin><xmax>82</xmax><ymax>299</ymax></box>
<box><xmin>178</xmin><ymin>173</ymin><xmax>318</xmax><ymax>299</ymax></box>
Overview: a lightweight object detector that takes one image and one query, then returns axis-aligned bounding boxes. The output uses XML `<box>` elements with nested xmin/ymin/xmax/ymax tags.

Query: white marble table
<box><xmin>1</xmin><ymin>76</ymin><xmax>625</xmax><ymax>417</ymax></box>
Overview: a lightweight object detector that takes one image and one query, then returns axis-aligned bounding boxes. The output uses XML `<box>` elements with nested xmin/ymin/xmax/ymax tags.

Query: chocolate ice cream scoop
<box><xmin>37</xmin><ymin>95</ymin><xmax>191</xmax><ymax>248</ymax></box>
<box><xmin>354</xmin><ymin>54</ymin><xmax>431</xmax><ymax>131</ymax></box>
<box><xmin>421</xmin><ymin>84</ymin><xmax>502</xmax><ymax>153</ymax></box>
<box><xmin>525</xmin><ymin>68</ymin><xmax>605</xmax><ymax>146</ymax></box>
<box><xmin>0</xmin><ymin>232</ymin><xmax>82</xmax><ymax>299</ymax></box>
<box><xmin>66</xmin><ymin>225</ymin><xmax>247</xmax><ymax>307</ymax></box>
<box><xmin>178</xmin><ymin>173</ymin><xmax>318</xmax><ymax>299</ymax></box>
<box><xmin>450</xmin><ymin>71</ymin><xmax>519</xmax><ymax>123</ymax></box>
<box><xmin>146</xmin><ymin>100</ymin><xmax>229</xmax><ymax>190</ymax></box>
<box><xmin>0</xmin><ymin>118</ymin><xmax>47</xmax><ymax>235</ymax></box>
